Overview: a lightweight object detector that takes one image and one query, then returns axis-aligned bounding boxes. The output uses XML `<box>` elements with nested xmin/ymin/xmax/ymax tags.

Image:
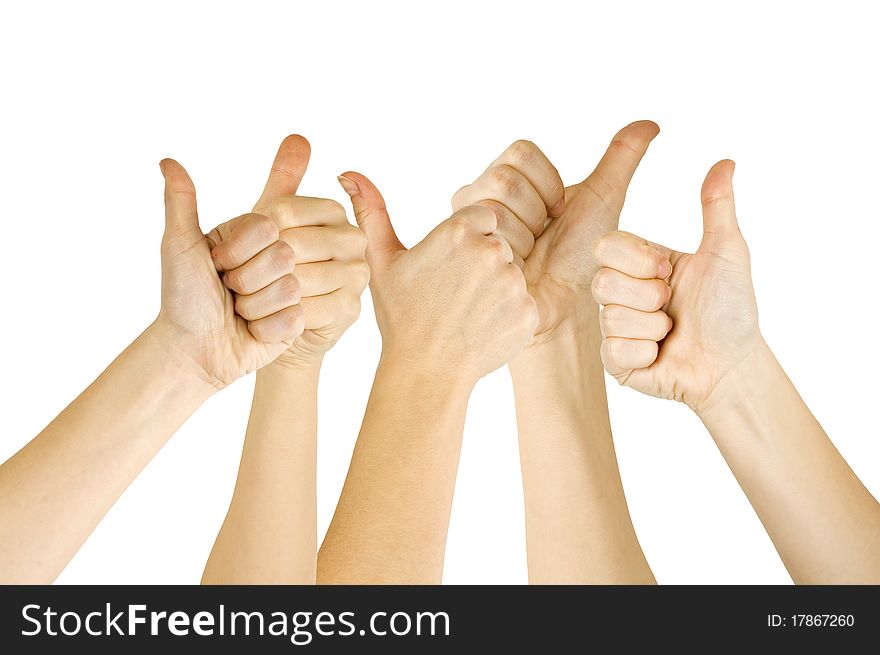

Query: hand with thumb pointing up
<box><xmin>591</xmin><ymin>160</ymin><xmax>762</xmax><ymax>413</ymax></box>
<box><xmin>337</xmin><ymin>172</ymin><xmax>538</xmax><ymax>387</ymax></box>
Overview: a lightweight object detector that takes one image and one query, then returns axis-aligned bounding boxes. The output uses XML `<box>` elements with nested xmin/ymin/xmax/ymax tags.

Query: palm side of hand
<box><xmin>524</xmin><ymin>179</ymin><xmax>622</xmax><ymax>340</ymax></box>
<box><xmin>627</xmin><ymin>245</ymin><xmax>760</xmax><ymax>408</ymax></box>
<box><xmin>524</xmin><ymin>121</ymin><xmax>660</xmax><ymax>343</ymax></box>
<box><xmin>160</xmin><ymin>237</ymin><xmax>278</xmax><ymax>387</ymax></box>
<box><xmin>156</xmin><ymin>160</ymin><xmax>286</xmax><ymax>388</ymax></box>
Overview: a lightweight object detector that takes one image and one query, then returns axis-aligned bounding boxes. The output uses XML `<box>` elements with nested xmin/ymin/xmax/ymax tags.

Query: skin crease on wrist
<box><xmin>592</xmin><ymin>160</ymin><xmax>880</xmax><ymax>583</ymax></box>
<box><xmin>456</xmin><ymin>122</ymin><xmax>660</xmax><ymax>583</ymax></box>
<box><xmin>0</xmin><ymin>152</ymin><xmax>306</xmax><ymax>584</ymax></box>
<box><xmin>317</xmin><ymin>171</ymin><xmax>539</xmax><ymax>584</ymax></box>
<box><xmin>202</xmin><ymin>136</ymin><xmax>369</xmax><ymax>584</ymax></box>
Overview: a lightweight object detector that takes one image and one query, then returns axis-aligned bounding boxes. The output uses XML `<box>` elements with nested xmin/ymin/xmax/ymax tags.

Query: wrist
<box><xmin>523</xmin><ymin>299</ymin><xmax>600</xmax><ymax>354</ymax></box>
<box><xmin>511</xmin><ymin>304</ymin><xmax>601</xmax><ymax>379</ymax></box>
<box><xmin>377</xmin><ymin>348</ymin><xmax>475</xmax><ymax>398</ymax></box>
<box><xmin>267</xmin><ymin>351</ymin><xmax>325</xmax><ymax>376</ymax></box>
<box><xmin>692</xmin><ymin>337</ymin><xmax>776</xmax><ymax>420</ymax></box>
<box><xmin>143</xmin><ymin>319</ymin><xmax>223</xmax><ymax>396</ymax></box>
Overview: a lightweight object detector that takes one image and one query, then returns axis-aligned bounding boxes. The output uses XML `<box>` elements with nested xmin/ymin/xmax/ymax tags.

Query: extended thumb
<box><xmin>160</xmin><ymin>159</ymin><xmax>201</xmax><ymax>239</ymax></box>
<box><xmin>337</xmin><ymin>171</ymin><xmax>404</xmax><ymax>267</ymax></box>
<box><xmin>699</xmin><ymin>160</ymin><xmax>740</xmax><ymax>248</ymax></box>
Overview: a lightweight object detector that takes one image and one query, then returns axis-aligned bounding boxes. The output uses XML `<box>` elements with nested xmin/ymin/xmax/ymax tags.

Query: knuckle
<box><xmin>649</xmin><ymin>281</ymin><xmax>668</xmax><ymax>310</ymax></box>
<box><xmin>591</xmin><ymin>269</ymin><xmax>610</xmax><ymax>299</ymax></box>
<box><xmin>451</xmin><ymin>185</ymin><xmax>470</xmax><ymax>210</ymax></box>
<box><xmin>592</xmin><ymin>234</ymin><xmax>612</xmax><ymax>262</ymax></box>
<box><xmin>489</xmin><ymin>164</ymin><xmax>519</xmax><ymax>195</ymax></box>
<box><xmin>486</xmin><ymin>237</ymin><xmax>506</xmax><ymax>257</ymax></box>
<box><xmin>234</xmin><ymin>296</ymin><xmax>254</xmax><ymax>321</ymax></box>
<box><xmin>323</xmin><ymin>198</ymin><xmax>347</xmax><ymax>219</ymax></box>
<box><xmin>639</xmin><ymin>249</ymin><xmax>658</xmax><ymax>276</ymax></box>
<box><xmin>271</xmin><ymin>240</ymin><xmax>296</xmax><ymax>270</ymax></box>
<box><xmin>251</xmin><ymin>213</ymin><xmax>279</xmax><ymax>241</ymax></box>
<box><xmin>279</xmin><ymin>273</ymin><xmax>301</xmax><ymax>301</ymax></box>
<box><xmin>224</xmin><ymin>269</ymin><xmax>244</xmax><ymax>293</ymax></box>
<box><xmin>280</xmin><ymin>305</ymin><xmax>303</xmax><ymax>332</ymax></box>
<box><xmin>600</xmin><ymin>304</ymin><xmax>617</xmax><ymax>330</ymax></box>
<box><xmin>350</xmin><ymin>226</ymin><xmax>369</xmax><ymax>252</ymax></box>
<box><xmin>447</xmin><ymin>216</ymin><xmax>471</xmax><ymax>242</ymax></box>
<box><xmin>508</xmin><ymin>139</ymin><xmax>538</xmax><ymax>166</ymax></box>
<box><xmin>356</xmin><ymin>261</ymin><xmax>371</xmax><ymax>287</ymax></box>
<box><xmin>343</xmin><ymin>295</ymin><xmax>362</xmax><ymax>324</ymax></box>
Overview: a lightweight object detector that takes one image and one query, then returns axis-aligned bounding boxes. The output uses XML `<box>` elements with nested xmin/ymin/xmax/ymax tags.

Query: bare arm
<box><xmin>203</xmin><ymin>361</ymin><xmax>319</xmax><ymax>584</ymax></box>
<box><xmin>592</xmin><ymin>160</ymin><xmax>880</xmax><ymax>583</ymax></box>
<box><xmin>200</xmin><ymin>136</ymin><xmax>369</xmax><ymax>584</ymax></box>
<box><xmin>0</xmin><ymin>151</ymin><xmax>305</xmax><ymax>583</ymax></box>
<box><xmin>318</xmin><ymin>358</ymin><xmax>470</xmax><ymax>583</ymax></box>
<box><xmin>510</xmin><ymin>310</ymin><xmax>654</xmax><ymax>583</ymax></box>
<box><xmin>698</xmin><ymin>342</ymin><xmax>880</xmax><ymax>583</ymax></box>
<box><xmin>0</xmin><ymin>324</ymin><xmax>213</xmax><ymax>583</ymax></box>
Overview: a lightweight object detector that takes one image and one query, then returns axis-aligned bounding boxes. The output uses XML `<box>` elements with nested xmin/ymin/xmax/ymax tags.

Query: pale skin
<box><xmin>317</xmin><ymin>174</ymin><xmax>539</xmax><ymax>583</ymax></box>
<box><xmin>202</xmin><ymin>136</ymin><xmax>369</xmax><ymax>584</ymax></box>
<box><xmin>0</xmin><ymin>156</ymin><xmax>305</xmax><ymax>584</ymax></box>
<box><xmin>454</xmin><ymin>122</ymin><xmax>659</xmax><ymax>584</ymax></box>
<box><xmin>592</xmin><ymin>160</ymin><xmax>880</xmax><ymax>583</ymax></box>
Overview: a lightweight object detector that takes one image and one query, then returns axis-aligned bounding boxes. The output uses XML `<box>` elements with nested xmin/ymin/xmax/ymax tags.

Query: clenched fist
<box><xmin>453</xmin><ymin>122</ymin><xmax>659</xmax><ymax>349</ymax></box>
<box><xmin>155</xmin><ymin>160</ymin><xmax>304</xmax><ymax>390</ymax></box>
<box><xmin>591</xmin><ymin>160</ymin><xmax>762</xmax><ymax>411</ymax></box>
<box><xmin>207</xmin><ymin>136</ymin><xmax>369</xmax><ymax>367</ymax></box>
<box><xmin>338</xmin><ymin>173</ymin><xmax>538</xmax><ymax>386</ymax></box>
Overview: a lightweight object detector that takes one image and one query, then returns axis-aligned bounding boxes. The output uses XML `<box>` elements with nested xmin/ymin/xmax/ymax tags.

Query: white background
<box><xmin>1</xmin><ymin>1</ymin><xmax>878</xmax><ymax>585</ymax></box>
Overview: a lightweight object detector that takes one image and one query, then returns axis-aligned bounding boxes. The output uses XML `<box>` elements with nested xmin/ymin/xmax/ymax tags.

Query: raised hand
<box><xmin>452</xmin><ymin>139</ymin><xmax>566</xmax><ymax>266</ymax></box>
<box><xmin>338</xmin><ymin>172</ymin><xmax>538</xmax><ymax>385</ymax></box>
<box><xmin>155</xmin><ymin>160</ymin><xmax>304</xmax><ymax>389</ymax></box>
<box><xmin>208</xmin><ymin>136</ymin><xmax>369</xmax><ymax>367</ymax></box>
<box><xmin>591</xmin><ymin>160</ymin><xmax>762</xmax><ymax>411</ymax></box>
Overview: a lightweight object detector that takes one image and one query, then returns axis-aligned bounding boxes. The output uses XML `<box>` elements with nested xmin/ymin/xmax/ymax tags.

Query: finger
<box><xmin>455</xmin><ymin>204</ymin><xmax>498</xmax><ymax>235</ymax></box>
<box><xmin>591</xmin><ymin>268</ymin><xmax>671</xmax><ymax>312</ymax></box>
<box><xmin>454</xmin><ymin>164</ymin><xmax>548</xmax><ymax>235</ymax></box>
<box><xmin>492</xmin><ymin>140</ymin><xmax>565</xmax><ymax>217</ymax></box>
<box><xmin>601</xmin><ymin>337</ymin><xmax>659</xmax><ymax>376</ymax></box>
<box><xmin>254</xmin><ymin>135</ymin><xmax>311</xmax><ymax>208</ymax></box>
<box><xmin>235</xmin><ymin>274</ymin><xmax>302</xmax><ymax>321</ymax></box>
<box><xmin>487</xmin><ymin>234</ymin><xmax>515</xmax><ymax>264</ymax></box>
<box><xmin>223</xmin><ymin>240</ymin><xmax>296</xmax><ymax>295</ymax></box>
<box><xmin>160</xmin><ymin>159</ymin><xmax>201</xmax><ymax>241</ymax></box>
<box><xmin>278</xmin><ymin>224</ymin><xmax>368</xmax><ymax>264</ymax></box>
<box><xmin>294</xmin><ymin>260</ymin><xmax>371</xmax><ymax>297</ymax></box>
<box><xmin>473</xmin><ymin>200</ymin><xmax>535</xmax><ymax>260</ymax></box>
<box><xmin>700</xmin><ymin>159</ymin><xmax>739</xmax><ymax>246</ymax></box>
<box><xmin>248</xmin><ymin>304</ymin><xmax>305</xmax><ymax>344</ymax></box>
<box><xmin>299</xmin><ymin>289</ymin><xmax>361</xmax><ymax>330</ymax></box>
<box><xmin>584</xmin><ymin>120</ymin><xmax>660</xmax><ymax>210</ymax></box>
<box><xmin>265</xmin><ymin>196</ymin><xmax>350</xmax><ymax>230</ymax></box>
<box><xmin>210</xmin><ymin>213</ymin><xmax>279</xmax><ymax>273</ymax></box>
<box><xmin>593</xmin><ymin>230</ymin><xmax>673</xmax><ymax>279</ymax></box>
<box><xmin>338</xmin><ymin>172</ymin><xmax>405</xmax><ymax>270</ymax></box>
<box><xmin>599</xmin><ymin>305</ymin><xmax>672</xmax><ymax>341</ymax></box>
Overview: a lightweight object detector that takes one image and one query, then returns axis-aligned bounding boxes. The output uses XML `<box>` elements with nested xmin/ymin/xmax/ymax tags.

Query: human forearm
<box><xmin>317</xmin><ymin>354</ymin><xmax>471</xmax><ymax>584</ymax></box>
<box><xmin>0</xmin><ymin>321</ymin><xmax>214</xmax><ymax>583</ymax></box>
<box><xmin>202</xmin><ymin>359</ymin><xmax>320</xmax><ymax>584</ymax></box>
<box><xmin>510</xmin><ymin>308</ymin><xmax>654</xmax><ymax>584</ymax></box>
<box><xmin>698</xmin><ymin>340</ymin><xmax>880</xmax><ymax>583</ymax></box>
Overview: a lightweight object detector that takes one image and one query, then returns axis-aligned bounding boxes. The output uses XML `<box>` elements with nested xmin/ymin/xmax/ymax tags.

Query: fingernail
<box><xmin>658</xmin><ymin>259</ymin><xmax>672</xmax><ymax>278</ymax></box>
<box><xmin>337</xmin><ymin>174</ymin><xmax>359</xmax><ymax>197</ymax></box>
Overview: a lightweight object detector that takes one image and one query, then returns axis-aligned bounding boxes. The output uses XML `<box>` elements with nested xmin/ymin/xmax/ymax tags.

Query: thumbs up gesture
<box><xmin>591</xmin><ymin>160</ymin><xmax>763</xmax><ymax>412</ymax></box>
<box><xmin>337</xmin><ymin>172</ymin><xmax>538</xmax><ymax>386</ymax></box>
<box><xmin>156</xmin><ymin>157</ymin><xmax>305</xmax><ymax>390</ymax></box>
